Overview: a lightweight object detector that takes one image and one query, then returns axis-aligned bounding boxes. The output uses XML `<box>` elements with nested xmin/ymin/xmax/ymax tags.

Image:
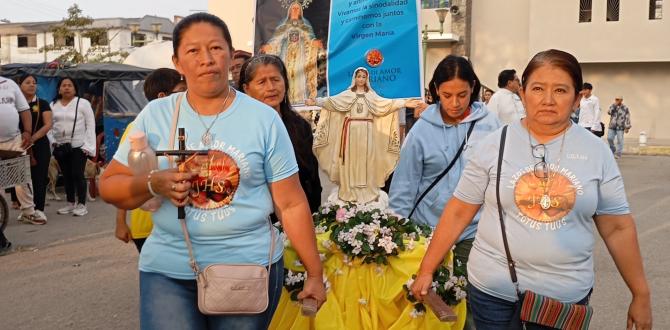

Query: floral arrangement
<box><xmin>283</xmin><ymin>269</ymin><xmax>331</xmax><ymax>302</ymax></box>
<box><xmin>314</xmin><ymin>201</ymin><xmax>431</xmax><ymax>265</ymax></box>
<box><xmin>403</xmin><ymin>262</ymin><xmax>468</xmax><ymax>317</ymax></box>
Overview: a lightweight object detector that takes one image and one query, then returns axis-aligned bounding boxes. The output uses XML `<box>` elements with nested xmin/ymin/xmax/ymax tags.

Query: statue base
<box><xmin>326</xmin><ymin>187</ymin><xmax>389</xmax><ymax>210</ymax></box>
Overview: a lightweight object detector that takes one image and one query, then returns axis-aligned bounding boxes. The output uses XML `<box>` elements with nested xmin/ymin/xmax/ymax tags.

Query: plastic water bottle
<box><xmin>128</xmin><ymin>131</ymin><xmax>161</xmax><ymax>211</ymax></box>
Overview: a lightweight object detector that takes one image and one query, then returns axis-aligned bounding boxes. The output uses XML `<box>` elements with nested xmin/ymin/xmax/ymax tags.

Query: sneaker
<box><xmin>72</xmin><ymin>204</ymin><xmax>88</xmax><ymax>217</ymax></box>
<box><xmin>19</xmin><ymin>213</ymin><xmax>47</xmax><ymax>225</ymax></box>
<box><xmin>58</xmin><ymin>203</ymin><xmax>76</xmax><ymax>215</ymax></box>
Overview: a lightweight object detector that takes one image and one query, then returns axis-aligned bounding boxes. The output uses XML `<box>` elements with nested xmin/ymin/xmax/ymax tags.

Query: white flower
<box><xmin>371</xmin><ymin>212</ymin><xmax>381</xmax><ymax>220</ymax></box>
<box><xmin>335</xmin><ymin>268</ymin><xmax>343</xmax><ymax>275</ymax></box>
<box><xmin>407</xmin><ymin>239</ymin><xmax>416</xmax><ymax>250</ymax></box>
<box><xmin>322</xmin><ymin>239</ymin><xmax>334</xmax><ymax>249</ymax></box>
<box><xmin>284</xmin><ymin>270</ymin><xmax>306</xmax><ymax>286</ymax></box>
<box><xmin>358</xmin><ymin>298</ymin><xmax>368</xmax><ymax>305</ymax></box>
<box><xmin>405</xmin><ymin>278</ymin><xmax>415</xmax><ymax>295</ymax></box>
<box><xmin>293</xmin><ymin>259</ymin><xmax>303</xmax><ymax>267</ymax></box>
<box><xmin>315</xmin><ymin>224</ymin><xmax>327</xmax><ymax>234</ymax></box>
<box><xmin>319</xmin><ymin>253</ymin><xmax>327</xmax><ymax>261</ymax></box>
<box><xmin>409</xmin><ymin>308</ymin><xmax>425</xmax><ymax>319</ymax></box>
<box><xmin>321</xmin><ymin>207</ymin><xmax>331</xmax><ymax>215</ymax></box>
<box><xmin>431</xmin><ymin>281</ymin><xmax>439</xmax><ymax>289</ymax></box>
<box><xmin>377</xmin><ymin>235</ymin><xmax>398</xmax><ymax>254</ymax></box>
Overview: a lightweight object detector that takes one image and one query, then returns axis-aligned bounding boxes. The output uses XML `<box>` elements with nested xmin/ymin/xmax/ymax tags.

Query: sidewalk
<box><xmin>622</xmin><ymin>138</ymin><xmax>670</xmax><ymax>156</ymax></box>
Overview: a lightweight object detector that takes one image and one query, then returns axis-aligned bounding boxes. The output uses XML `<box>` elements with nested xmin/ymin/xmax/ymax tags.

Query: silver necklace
<box><xmin>195</xmin><ymin>87</ymin><xmax>232</xmax><ymax>146</ymax></box>
<box><xmin>527</xmin><ymin>122</ymin><xmax>569</xmax><ymax>210</ymax></box>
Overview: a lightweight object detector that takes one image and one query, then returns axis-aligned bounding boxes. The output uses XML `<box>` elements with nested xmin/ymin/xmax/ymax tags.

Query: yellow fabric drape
<box><xmin>270</xmin><ymin>234</ymin><xmax>466</xmax><ymax>330</ymax></box>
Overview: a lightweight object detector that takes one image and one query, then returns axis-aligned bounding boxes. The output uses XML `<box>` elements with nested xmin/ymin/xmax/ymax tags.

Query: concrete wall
<box><xmin>582</xmin><ymin>62</ymin><xmax>670</xmax><ymax>140</ymax></box>
<box><xmin>528</xmin><ymin>0</ymin><xmax>670</xmax><ymax>63</ymax></box>
<box><xmin>470</xmin><ymin>0</ymin><xmax>531</xmax><ymax>92</ymax></box>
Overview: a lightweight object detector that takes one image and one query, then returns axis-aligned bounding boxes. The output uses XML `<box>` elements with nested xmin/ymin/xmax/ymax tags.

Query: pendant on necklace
<box><xmin>202</xmin><ymin>132</ymin><xmax>212</xmax><ymax>147</ymax></box>
<box><xmin>540</xmin><ymin>194</ymin><xmax>552</xmax><ymax>210</ymax></box>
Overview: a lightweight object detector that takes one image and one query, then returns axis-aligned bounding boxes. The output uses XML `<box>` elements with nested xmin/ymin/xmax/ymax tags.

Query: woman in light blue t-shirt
<box><xmin>100</xmin><ymin>13</ymin><xmax>326</xmax><ymax>330</ymax></box>
<box><xmin>410</xmin><ymin>50</ymin><xmax>652</xmax><ymax>329</ymax></box>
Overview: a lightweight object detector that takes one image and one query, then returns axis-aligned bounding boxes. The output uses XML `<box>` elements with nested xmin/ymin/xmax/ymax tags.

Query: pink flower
<box><xmin>335</xmin><ymin>208</ymin><xmax>348</xmax><ymax>222</ymax></box>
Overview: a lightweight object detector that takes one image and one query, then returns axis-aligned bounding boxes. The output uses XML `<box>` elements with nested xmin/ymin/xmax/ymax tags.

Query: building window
<box><xmin>579</xmin><ymin>0</ymin><xmax>592</xmax><ymax>22</ymax></box>
<box><xmin>90</xmin><ymin>33</ymin><xmax>108</xmax><ymax>46</ymax></box>
<box><xmin>55</xmin><ymin>35</ymin><xmax>75</xmax><ymax>47</ymax></box>
<box><xmin>131</xmin><ymin>33</ymin><xmax>146</xmax><ymax>46</ymax></box>
<box><xmin>17</xmin><ymin>34</ymin><xmax>37</xmax><ymax>48</ymax></box>
<box><xmin>422</xmin><ymin>0</ymin><xmax>450</xmax><ymax>9</ymax></box>
<box><xmin>650</xmin><ymin>0</ymin><xmax>663</xmax><ymax>19</ymax></box>
<box><xmin>607</xmin><ymin>0</ymin><xmax>620</xmax><ymax>21</ymax></box>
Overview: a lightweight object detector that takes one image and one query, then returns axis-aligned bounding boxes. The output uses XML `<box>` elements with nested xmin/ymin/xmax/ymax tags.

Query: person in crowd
<box><xmin>389</xmin><ymin>55</ymin><xmax>501</xmax><ymax>329</ymax></box>
<box><xmin>229</xmin><ymin>50</ymin><xmax>251</xmax><ymax>89</ymax></box>
<box><xmin>578</xmin><ymin>82</ymin><xmax>603</xmax><ymax>136</ymax></box>
<box><xmin>51</xmin><ymin>77</ymin><xmax>96</xmax><ymax>217</ymax></box>
<box><xmin>1</xmin><ymin>73</ymin><xmax>36</xmax><ymax>251</ymax></box>
<box><xmin>17</xmin><ymin>74</ymin><xmax>53</xmax><ymax>223</ymax></box>
<box><xmin>0</xmin><ymin>74</ymin><xmax>44</xmax><ymax>225</ymax></box>
<box><xmin>410</xmin><ymin>49</ymin><xmax>652</xmax><ymax>330</ymax></box>
<box><xmin>115</xmin><ymin>68</ymin><xmax>186</xmax><ymax>252</ymax></box>
<box><xmin>238</xmin><ymin>54</ymin><xmax>322</xmax><ymax>214</ymax></box>
<box><xmin>607</xmin><ymin>95</ymin><xmax>631</xmax><ymax>159</ymax></box>
<box><xmin>99</xmin><ymin>13</ymin><xmax>325</xmax><ymax>329</ymax></box>
<box><xmin>482</xmin><ymin>88</ymin><xmax>493</xmax><ymax>104</ymax></box>
<box><xmin>487</xmin><ymin>69</ymin><xmax>526</xmax><ymax>124</ymax></box>
<box><xmin>305</xmin><ymin>67</ymin><xmax>421</xmax><ymax>203</ymax></box>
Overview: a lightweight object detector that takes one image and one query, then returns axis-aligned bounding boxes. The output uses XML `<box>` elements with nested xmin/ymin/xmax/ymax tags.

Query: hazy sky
<box><xmin>1</xmin><ymin>0</ymin><xmax>209</xmax><ymax>23</ymax></box>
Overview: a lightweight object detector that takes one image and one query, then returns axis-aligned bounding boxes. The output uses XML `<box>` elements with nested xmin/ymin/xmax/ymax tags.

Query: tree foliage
<box><xmin>40</xmin><ymin>4</ymin><xmax>128</xmax><ymax>64</ymax></box>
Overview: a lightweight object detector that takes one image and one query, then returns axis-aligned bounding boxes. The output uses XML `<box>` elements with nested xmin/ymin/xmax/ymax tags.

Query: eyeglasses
<box><xmin>531</xmin><ymin>144</ymin><xmax>549</xmax><ymax>179</ymax></box>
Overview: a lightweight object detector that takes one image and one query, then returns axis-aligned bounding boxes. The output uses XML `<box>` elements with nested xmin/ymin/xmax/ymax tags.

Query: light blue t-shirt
<box><xmin>114</xmin><ymin>92</ymin><xmax>297</xmax><ymax>279</ymax></box>
<box><xmin>454</xmin><ymin>122</ymin><xmax>629</xmax><ymax>303</ymax></box>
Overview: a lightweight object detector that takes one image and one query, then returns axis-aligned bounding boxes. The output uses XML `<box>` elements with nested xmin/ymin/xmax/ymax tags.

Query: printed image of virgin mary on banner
<box><xmin>255</xmin><ymin>0</ymin><xmax>330</xmax><ymax>104</ymax></box>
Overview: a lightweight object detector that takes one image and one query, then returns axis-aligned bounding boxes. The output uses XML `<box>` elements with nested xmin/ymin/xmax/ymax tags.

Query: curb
<box><xmin>623</xmin><ymin>146</ymin><xmax>670</xmax><ymax>156</ymax></box>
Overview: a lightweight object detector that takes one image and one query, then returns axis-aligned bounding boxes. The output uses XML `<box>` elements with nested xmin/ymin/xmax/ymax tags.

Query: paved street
<box><xmin>1</xmin><ymin>155</ymin><xmax>668</xmax><ymax>329</ymax></box>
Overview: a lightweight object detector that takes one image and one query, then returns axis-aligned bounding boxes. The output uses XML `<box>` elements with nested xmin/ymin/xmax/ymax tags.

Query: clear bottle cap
<box><xmin>129</xmin><ymin>132</ymin><xmax>148</xmax><ymax>150</ymax></box>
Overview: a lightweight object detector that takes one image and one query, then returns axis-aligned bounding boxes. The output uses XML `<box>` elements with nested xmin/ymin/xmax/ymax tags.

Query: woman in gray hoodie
<box><xmin>389</xmin><ymin>55</ymin><xmax>500</xmax><ymax>279</ymax></box>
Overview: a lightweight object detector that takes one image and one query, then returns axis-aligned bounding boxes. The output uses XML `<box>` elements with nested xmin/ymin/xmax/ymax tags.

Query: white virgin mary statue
<box><xmin>308</xmin><ymin>68</ymin><xmax>421</xmax><ymax>204</ymax></box>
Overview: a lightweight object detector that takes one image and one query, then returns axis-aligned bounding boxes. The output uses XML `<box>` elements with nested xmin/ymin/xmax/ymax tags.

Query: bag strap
<box><xmin>167</xmin><ymin>93</ymin><xmax>184</xmax><ymax>168</ymax></box>
<box><xmin>495</xmin><ymin>125</ymin><xmax>521</xmax><ymax>297</ymax></box>
<box><xmin>32</xmin><ymin>98</ymin><xmax>40</xmax><ymax>134</ymax></box>
<box><xmin>70</xmin><ymin>97</ymin><xmax>80</xmax><ymax>141</ymax></box>
<box><xmin>408</xmin><ymin>120</ymin><xmax>478</xmax><ymax>219</ymax></box>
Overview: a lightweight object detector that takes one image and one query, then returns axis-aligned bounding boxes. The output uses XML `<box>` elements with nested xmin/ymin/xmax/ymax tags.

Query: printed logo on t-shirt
<box><xmin>508</xmin><ymin>164</ymin><xmax>584</xmax><ymax>231</ymax></box>
<box><xmin>184</xmin><ymin>150</ymin><xmax>240</xmax><ymax>210</ymax></box>
<box><xmin>184</xmin><ymin>140</ymin><xmax>252</xmax><ymax>223</ymax></box>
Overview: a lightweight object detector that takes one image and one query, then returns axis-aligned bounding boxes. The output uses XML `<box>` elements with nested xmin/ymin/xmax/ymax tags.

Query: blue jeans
<box><xmin>607</xmin><ymin>128</ymin><xmax>625</xmax><ymax>156</ymax></box>
<box><xmin>140</xmin><ymin>258</ymin><xmax>284</xmax><ymax>330</ymax></box>
<box><xmin>468</xmin><ymin>285</ymin><xmax>591</xmax><ymax>330</ymax></box>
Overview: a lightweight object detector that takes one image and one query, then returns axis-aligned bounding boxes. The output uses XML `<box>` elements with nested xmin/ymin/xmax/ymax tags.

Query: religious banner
<box><xmin>254</xmin><ymin>0</ymin><xmax>422</xmax><ymax>103</ymax></box>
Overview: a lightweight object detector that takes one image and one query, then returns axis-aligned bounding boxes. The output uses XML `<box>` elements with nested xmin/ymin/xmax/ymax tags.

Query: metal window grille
<box><xmin>579</xmin><ymin>0</ymin><xmax>592</xmax><ymax>22</ymax></box>
<box><xmin>607</xmin><ymin>0</ymin><xmax>620</xmax><ymax>21</ymax></box>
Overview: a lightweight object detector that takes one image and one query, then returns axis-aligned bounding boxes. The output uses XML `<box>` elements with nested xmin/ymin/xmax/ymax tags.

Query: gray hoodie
<box><xmin>389</xmin><ymin>101</ymin><xmax>501</xmax><ymax>242</ymax></box>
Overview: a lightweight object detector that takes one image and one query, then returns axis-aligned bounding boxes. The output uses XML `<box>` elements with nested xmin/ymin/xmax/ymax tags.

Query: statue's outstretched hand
<box><xmin>413</xmin><ymin>102</ymin><xmax>429</xmax><ymax>118</ymax></box>
<box><xmin>405</xmin><ymin>99</ymin><xmax>423</xmax><ymax>109</ymax></box>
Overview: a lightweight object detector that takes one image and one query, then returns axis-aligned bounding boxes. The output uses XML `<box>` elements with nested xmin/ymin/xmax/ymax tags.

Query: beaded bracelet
<box><xmin>147</xmin><ymin>169</ymin><xmax>160</xmax><ymax>197</ymax></box>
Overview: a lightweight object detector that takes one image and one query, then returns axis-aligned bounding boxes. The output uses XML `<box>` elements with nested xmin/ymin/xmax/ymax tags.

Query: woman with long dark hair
<box><xmin>51</xmin><ymin>77</ymin><xmax>96</xmax><ymax>216</ymax></box>
<box><xmin>238</xmin><ymin>54</ymin><xmax>322</xmax><ymax>213</ymax></box>
<box><xmin>17</xmin><ymin>74</ymin><xmax>52</xmax><ymax>223</ymax></box>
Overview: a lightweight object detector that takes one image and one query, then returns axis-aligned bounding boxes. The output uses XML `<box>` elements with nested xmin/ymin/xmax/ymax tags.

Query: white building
<box><xmin>0</xmin><ymin>15</ymin><xmax>175</xmax><ymax>64</ymax></box>
<box><xmin>211</xmin><ymin>0</ymin><xmax>669</xmax><ymax>140</ymax></box>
